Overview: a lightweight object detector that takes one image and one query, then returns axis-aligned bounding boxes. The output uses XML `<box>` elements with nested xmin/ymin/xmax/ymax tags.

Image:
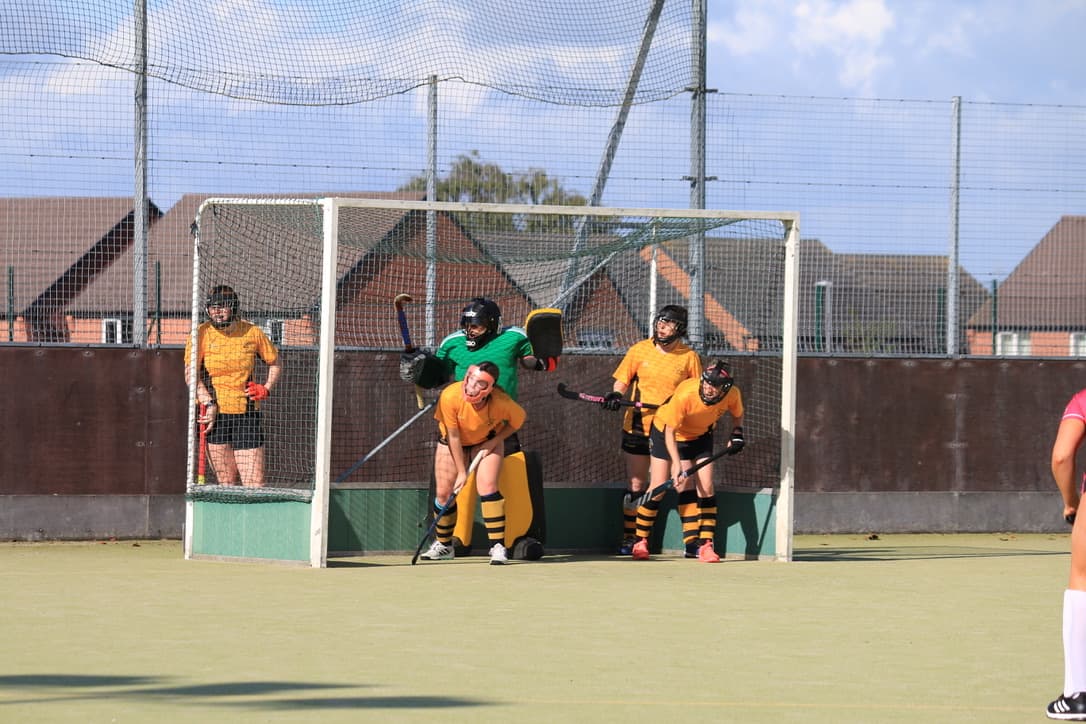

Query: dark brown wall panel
<box><xmin>2</xmin><ymin>349</ymin><xmax>1085</xmax><ymax>496</ymax></box>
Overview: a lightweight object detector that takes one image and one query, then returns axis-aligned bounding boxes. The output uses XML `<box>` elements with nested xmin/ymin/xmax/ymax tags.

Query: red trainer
<box><xmin>631</xmin><ymin>538</ymin><xmax>650</xmax><ymax>560</ymax></box>
<box><xmin>697</xmin><ymin>540</ymin><xmax>721</xmax><ymax>563</ymax></box>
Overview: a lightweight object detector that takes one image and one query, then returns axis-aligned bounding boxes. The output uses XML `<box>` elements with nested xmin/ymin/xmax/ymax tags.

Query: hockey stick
<box><xmin>196</xmin><ymin>404</ymin><xmax>208</xmax><ymax>485</ymax></box>
<box><xmin>556</xmin><ymin>382</ymin><xmax>659</xmax><ymax>410</ymax></box>
<box><xmin>634</xmin><ymin>442</ymin><xmax>740</xmax><ymax>505</ymax></box>
<box><xmin>334</xmin><ymin>401</ymin><xmax>436</xmax><ymax>484</ymax></box>
<box><xmin>394</xmin><ymin>293</ymin><xmax>425</xmax><ymax>409</ymax></box>
<box><xmin>411</xmin><ymin>449</ymin><xmax>487</xmax><ymax>565</ymax></box>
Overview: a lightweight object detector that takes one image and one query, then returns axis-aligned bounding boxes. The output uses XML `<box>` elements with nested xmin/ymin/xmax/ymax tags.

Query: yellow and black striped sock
<box><xmin>480</xmin><ymin>491</ymin><xmax>506</xmax><ymax>544</ymax></box>
<box><xmin>698</xmin><ymin>495</ymin><xmax>718</xmax><ymax>542</ymax></box>
<box><xmin>622</xmin><ymin>490</ymin><xmax>640</xmax><ymax>539</ymax></box>
<box><xmin>678</xmin><ymin>489</ymin><xmax>699</xmax><ymax>547</ymax></box>
<box><xmin>434</xmin><ymin>500</ymin><xmax>457</xmax><ymax>544</ymax></box>
<box><xmin>635</xmin><ymin>499</ymin><xmax>662</xmax><ymax>539</ymax></box>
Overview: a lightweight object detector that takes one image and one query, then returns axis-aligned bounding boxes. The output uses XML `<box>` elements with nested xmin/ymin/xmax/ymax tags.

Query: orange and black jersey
<box><xmin>435</xmin><ymin>381</ymin><xmax>526</xmax><ymax>447</ymax></box>
<box><xmin>184</xmin><ymin>321</ymin><xmax>278</xmax><ymax>415</ymax></box>
<box><xmin>652</xmin><ymin>376</ymin><xmax>743</xmax><ymax>442</ymax></box>
<box><xmin>611</xmin><ymin>338</ymin><xmax>702</xmax><ymax>437</ymax></box>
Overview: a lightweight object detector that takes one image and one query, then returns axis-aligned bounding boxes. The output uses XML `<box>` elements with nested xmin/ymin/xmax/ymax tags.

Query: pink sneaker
<box><xmin>697</xmin><ymin>540</ymin><xmax>721</xmax><ymax>563</ymax></box>
<box><xmin>631</xmin><ymin>538</ymin><xmax>650</xmax><ymax>560</ymax></box>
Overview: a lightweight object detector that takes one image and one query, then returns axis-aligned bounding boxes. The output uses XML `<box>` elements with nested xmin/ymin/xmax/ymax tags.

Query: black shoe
<box><xmin>618</xmin><ymin>538</ymin><xmax>635</xmax><ymax>556</ymax></box>
<box><xmin>684</xmin><ymin>541</ymin><xmax>699</xmax><ymax>558</ymax></box>
<box><xmin>1048</xmin><ymin>692</ymin><xmax>1086</xmax><ymax>720</ymax></box>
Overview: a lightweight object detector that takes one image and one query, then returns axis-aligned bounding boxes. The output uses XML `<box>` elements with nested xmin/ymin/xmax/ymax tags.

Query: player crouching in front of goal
<box><xmin>631</xmin><ymin>360</ymin><xmax>745</xmax><ymax>562</ymax></box>
<box><xmin>421</xmin><ymin>362</ymin><xmax>526</xmax><ymax>565</ymax></box>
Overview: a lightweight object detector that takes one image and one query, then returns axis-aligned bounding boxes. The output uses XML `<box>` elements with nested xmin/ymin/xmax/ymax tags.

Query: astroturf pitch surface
<box><xmin>0</xmin><ymin>534</ymin><xmax>1070</xmax><ymax>723</ymax></box>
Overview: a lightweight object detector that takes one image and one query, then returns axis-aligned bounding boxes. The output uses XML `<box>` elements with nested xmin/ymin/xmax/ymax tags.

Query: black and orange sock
<box><xmin>480</xmin><ymin>491</ymin><xmax>506</xmax><ymax>545</ymax></box>
<box><xmin>697</xmin><ymin>495</ymin><xmax>718</xmax><ymax>542</ymax></box>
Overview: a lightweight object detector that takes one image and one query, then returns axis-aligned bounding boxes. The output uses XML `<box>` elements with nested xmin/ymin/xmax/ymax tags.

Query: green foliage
<box><xmin>399</xmin><ymin>150</ymin><xmax>587</xmax><ymax>232</ymax></box>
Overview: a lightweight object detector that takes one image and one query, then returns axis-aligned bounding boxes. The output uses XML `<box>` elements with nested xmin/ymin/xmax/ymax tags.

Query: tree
<box><xmin>398</xmin><ymin>151</ymin><xmax>594</xmax><ymax>234</ymax></box>
<box><xmin>399</xmin><ymin>150</ymin><xmax>587</xmax><ymax>207</ymax></box>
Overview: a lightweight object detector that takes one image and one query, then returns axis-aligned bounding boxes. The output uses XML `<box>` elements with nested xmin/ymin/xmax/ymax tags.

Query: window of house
<box><xmin>101</xmin><ymin>318</ymin><xmax>133</xmax><ymax>344</ymax></box>
<box><xmin>262</xmin><ymin>318</ymin><xmax>284</xmax><ymax>346</ymax></box>
<box><xmin>995</xmin><ymin>331</ymin><xmax>1031</xmax><ymax>356</ymax></box>
<box><xmin>1071</xmin><ymin>333</ymin><xmax>1086</xmax><ymax>357</ymax></box>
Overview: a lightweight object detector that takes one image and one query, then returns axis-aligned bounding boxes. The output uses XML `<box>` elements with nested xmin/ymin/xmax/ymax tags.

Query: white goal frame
<box><xmin>184</xmin><ymin>198</ymin><xmax>799</xmax><ymax>565</ymax></box>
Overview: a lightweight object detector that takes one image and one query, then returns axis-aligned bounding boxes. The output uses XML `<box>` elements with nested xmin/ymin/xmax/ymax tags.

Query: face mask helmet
<box><xmin>462</xmin><ymin>362</ymin><xmax>499</xmax><ymax>405</ymax></box>
<box><xmin>652</xmin><ymin>304</ymin><xmax>688</xmax><ymax>346</ymax></box>
<box><xmin>460</xmin><ymin>297</ymin><xmax>502</xmax><ymax>350</ymax></box>
<box><xmin>205</xmin><ymin>285</ymin><xmax>240</xmax><ymax>329</ymax></box>
<box><xmin>699</xmin><ymin>359</ymin><xmax>733</xmax><ymax>405</ymax></box>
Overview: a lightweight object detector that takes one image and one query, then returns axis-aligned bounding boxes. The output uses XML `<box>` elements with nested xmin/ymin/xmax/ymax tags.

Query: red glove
<box><xmin>534</xmin><ymin>357</ymin><xmax>558</xmax><ymax>372</ymax></box>
<box><xmin>246</xmin><ymin>382</ymin><xmax>270</xmax><ymax>401</ymax></box>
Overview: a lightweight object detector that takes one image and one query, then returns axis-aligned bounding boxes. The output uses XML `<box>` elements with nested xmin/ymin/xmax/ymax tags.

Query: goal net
<box><xmin>186</xmin><ymin>198</ymin><xmax>798</xmax><ymax>564</ymax></box>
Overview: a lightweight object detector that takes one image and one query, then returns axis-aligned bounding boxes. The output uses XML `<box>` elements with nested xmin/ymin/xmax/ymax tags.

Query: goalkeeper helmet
<box><xmin>652</xmin><ymin>304</ymin><xmax>687</xmax><ymax>346</ymax></box>
<box><xmin>461</xmin><ymin>297</ymin><xmax>502</xmax><ymax>350</ymax></box>
<box><xmin>206</xmin><ymin>285</ymin><xmax>239</xmax><ymax>329</ymax></box>
<box><xmin>699</xmin><ymin>359</ymin><xmax>733</xmax><ymax>405</ymax></box>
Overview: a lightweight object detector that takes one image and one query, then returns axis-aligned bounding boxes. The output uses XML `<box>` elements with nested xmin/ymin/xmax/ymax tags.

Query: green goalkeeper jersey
<box><xmin>435</xmin><ymin>326</ymin><xmax>533</xmax><ymax>401</ymax></box>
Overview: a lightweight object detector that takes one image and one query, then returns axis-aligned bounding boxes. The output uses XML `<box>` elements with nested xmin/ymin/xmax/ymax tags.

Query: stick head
<box><xmin>394</xmin><ymin>293</ymin><xmax>413</xmax><ymax>310</ymax></box>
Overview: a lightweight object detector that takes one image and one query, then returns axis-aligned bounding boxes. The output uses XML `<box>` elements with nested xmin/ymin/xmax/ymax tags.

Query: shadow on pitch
<box><xmin>0</xmin><ymin>674</ymin><xmax>488</xmax><ymax>711</ymax></box>
<box><xmin>794</xmin><ymin>545</ymin><xmax>1067</xmax><ymax>562</ymax></box>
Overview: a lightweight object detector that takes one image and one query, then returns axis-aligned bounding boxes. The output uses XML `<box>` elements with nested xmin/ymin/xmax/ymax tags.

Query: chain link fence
<box><xmin>2</xmin><ymin>1</ymin><xmax>1084</xmax><ymax>355</ymax></box>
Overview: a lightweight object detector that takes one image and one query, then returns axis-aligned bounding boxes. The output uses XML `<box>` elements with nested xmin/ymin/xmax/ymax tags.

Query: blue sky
<box><xmin>707</xmin><ymin>0</ymin><xmax>1086</xmax><ymax>104</ymax></box>
<box><xmin>1</xmin><ymin>0</ymin><xmax>1083</xmax><ymax>282</ymax></box>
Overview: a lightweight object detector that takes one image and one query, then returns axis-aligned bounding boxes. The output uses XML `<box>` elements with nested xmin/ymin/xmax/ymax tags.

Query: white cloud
<box><xmin>709</xmin><ymin>4</ymin><xmax>777</xmax><ymax>56</ymax></box>
<box><xmin>708</xmin><ymin>0</ymin><xmax>896</xmax><ymax>95</ymax></box>
<box><xmin>792</xmin><ymin>0</ymin><xmax>894</xmax><ymax>94</ymax></box>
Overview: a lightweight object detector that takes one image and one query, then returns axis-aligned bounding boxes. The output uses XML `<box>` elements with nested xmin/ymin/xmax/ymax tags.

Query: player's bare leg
<box><xmin>235</xmin><ymin>447</ymin><xmax>265</xmax><ymax>487</ymax></box>
<box><xmin>208</xmin><ymin>443</ymin><xmax>240</xmax><ymax>485</ymax></box>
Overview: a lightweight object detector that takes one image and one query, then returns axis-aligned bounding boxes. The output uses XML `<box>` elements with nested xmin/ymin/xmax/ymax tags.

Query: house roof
<box><xmin>812</xmin><ymin>251</ymin><xmax>988</xmax><ymax>338</ymax></box>
<box><xmin>638</xmin><ymin>236</ymin><xmax>987</xmax><ymax>352</ymax></box>
<box><xmin>1</xmin><ymin>197</ymin><xmax>146</xmax><ymax>313</ymax></box>
<box><xmin>967</xmin><ymin>216</ymin><xmax>1086</xmax><ymax>330</ymax></box>
<box><xmin>69</xmin><ymin>191</ymin><xmax>423</xmax><ymax>316</ymax></box>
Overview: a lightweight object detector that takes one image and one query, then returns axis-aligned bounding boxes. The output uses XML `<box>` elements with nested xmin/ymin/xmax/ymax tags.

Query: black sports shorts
<box><xmin>621</xmin><ymin>430</ymin><xmax>651</xmax><ymax>456</ymax></box>
<box><xmin>206</xmin><ymin>410</ymin><xmax>264</xmax><ymax>450</ymax></box>
<box><xmin>648</xmin><ymin>426</ymin><xmax>713</xmax><ymax>461</ymax></box>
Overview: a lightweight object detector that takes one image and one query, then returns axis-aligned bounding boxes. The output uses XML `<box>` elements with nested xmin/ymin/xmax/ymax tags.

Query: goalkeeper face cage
<box><xmin>460</xmin><ymin>298</ymin><xmax>502</xmax><ymax>350</ymax></box>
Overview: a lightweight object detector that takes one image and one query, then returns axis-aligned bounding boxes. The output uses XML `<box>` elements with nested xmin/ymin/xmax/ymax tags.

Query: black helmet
<box><xmin>460</xmin><ymin>297</ymin><xmax>502</xmax><ymax>350</ymax></box>
<box><xmin>206</xmin><ymin>285</ymin><xmax>239</xmax><ymax>329</ymax></box>
<box><xmin>699</xmin><ymin>359</ymin><xmax>733</xmax><ymax>405</ymax></box>
<box><xmin>652</xmin><ymin>304</ymin><xmax>688</xmax><ymax>345</ymax></box>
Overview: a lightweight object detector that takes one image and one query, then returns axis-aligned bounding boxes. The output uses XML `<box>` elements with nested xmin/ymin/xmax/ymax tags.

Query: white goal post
<box><xmin>184</xmin><ymin>198</ymin><xmax>799</xmax><ymax>566</ymax></box>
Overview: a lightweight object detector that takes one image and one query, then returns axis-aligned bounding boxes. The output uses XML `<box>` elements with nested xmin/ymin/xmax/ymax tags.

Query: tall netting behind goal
<box><xmin>187</xmin><ymin>198</ymin><xmax>798</xmax><ymax>564</ymax></box>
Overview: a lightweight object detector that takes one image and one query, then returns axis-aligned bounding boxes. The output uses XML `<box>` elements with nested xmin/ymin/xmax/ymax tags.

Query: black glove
<box><xmin>726</xmin><ymin>426</ymin><xmax>745</xmax><ymax>455</ymax></box>
<box><xmin>399</xmin><ymin>351</ymin><xmax>427</xmax><ymax>383</ymax></box>
<box><xmin>534</xmin><ymin>356</ymin><xmax>558</xmax><ymax>372</ymax></box>
<box><xmin>601</xmin><ymin>391</ymin><xmax>623</xmax><ymax>411</ymax></box>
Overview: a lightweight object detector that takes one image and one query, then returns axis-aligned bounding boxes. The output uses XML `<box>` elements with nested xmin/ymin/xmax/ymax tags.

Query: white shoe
<box><xmin>420</xmin><ymin>540</ymin><xmax>454</xmax><ymax>561</ymax></box>
<box><xmin>489</xmin><ymin>543</ymin><xmax>508</xmax><ymax>565</ymax></box>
